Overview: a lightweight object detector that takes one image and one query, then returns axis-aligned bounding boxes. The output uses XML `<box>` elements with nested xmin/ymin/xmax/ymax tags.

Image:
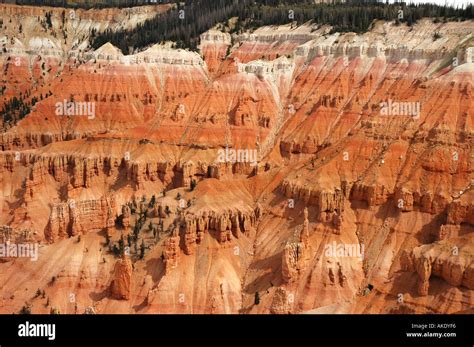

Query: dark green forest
<box><xmin>89</xmin><ymin>0</ymin><xmax>474</xmax><ymax>53</ymax></box>
<box><xmin>92</xmin><ymin>0</ymin><xmax>252</xmax><ymax>52</ymax></box>
<box><xmin>1</xmin><ymin>95</ymin><xmax>33</xmax><ymax>126</ymax></box>
<box><xmin>8</xmin><ymin>0</ymin><xmax>173</xmax><ymax>9</ymax></box>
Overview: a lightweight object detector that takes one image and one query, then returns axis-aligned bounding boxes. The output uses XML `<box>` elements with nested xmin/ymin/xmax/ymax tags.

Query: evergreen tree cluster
<box><xmin>1</xmin><ymin>96</ymin><xmax>32</xmax><ymax>125</ymax></box>
<box><xmin>92</xmin><ymin>0</ymin><xmax>252</xmax><ymax>53</ymax></box>
<box><xmin>14</xmin><ymin>0</ymin><xmax>173</xmax><ymax>9</ymax></box>
<box><xmin>1</xmin><ymin>89</ymin><xmax>50</xmax><ymax>128</ymax></box>
<box><xmin>90</xmin><ymin>0</ymin><xmax>474</xmax><ymax>53</ymax></box>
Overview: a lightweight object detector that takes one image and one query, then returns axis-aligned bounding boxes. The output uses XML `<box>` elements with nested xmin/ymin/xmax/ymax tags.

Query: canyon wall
<box><xmin>0</xmin><ymin>13</ymin><xmax>472</xmax><ymax>314</ymax></box>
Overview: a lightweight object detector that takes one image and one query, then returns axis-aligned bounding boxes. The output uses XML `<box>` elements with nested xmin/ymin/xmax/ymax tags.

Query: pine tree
<box><xmin>140</xmin><ymin>239</ymin><xmax>145</xmax><ymax>259</ymax></box>
<box><xmin>20</xmin><ymin>304</ymin><xmax>32</xmax><ymax>314</ymax></box>
<box><xmin>190</xmin><ymin>179</ymin><xmax>197</xmax><ymax>191</ymax></box>
<box><xmin>118</xmin><ymin>235</ymin><xmax>125</xmax><ymax>254</ymax></box>
<box><xmin>254</xmin><ymin>292</ymin><xmax>260</xmax><ymax>305</ymax></box>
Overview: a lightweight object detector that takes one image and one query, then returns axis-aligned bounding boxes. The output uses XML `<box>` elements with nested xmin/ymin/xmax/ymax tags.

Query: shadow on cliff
<box><xmin>13</xmin><ymin>185</ymin><xmax>26</xmax><ymax>201</ymax></box>
<box><xmin>387</xmin><ymin>271</ymin><xmax>417</xmax><ymax>297</ymax></box>
<box><xmin>144</xmin><ymin>256</ymin><xmax>165</xmax><ymax>285</ymax></box>
<box><xmin>110</xmin><ymin>163</ymin><xmax>135</xmax><ymax>192</ymax></box>
<box><xmin>89</xmin><ymin>286</ymin><xmax>110</xmax><ymax>302</ymax></box>
<box><xmin>416</xmin><ymin>212</ymin><xmax>445</xmax><ymax>244</ymax></box>
<box><xmin>390</xmin><ymin>270</ymin><xmax>463</xmax><ymax>313</ymax></box>
<box><xmin>59</xmin><ymin>184</ymin><xmax>69</xmax><ymax>202</ymax></box>
<box><xmin>244</xmin><ymin>252</ymin><xmax>282</xmax><ymax>293</ymax></box>
<box><xmin>268</xmin><ymin>194</ymin><xmax>309</xmax><ymax>221</ymax></box>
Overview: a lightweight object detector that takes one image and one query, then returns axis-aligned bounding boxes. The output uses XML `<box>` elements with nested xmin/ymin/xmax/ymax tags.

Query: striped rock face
<box><xmin>0</xmin><ymin>4</ymin><xmax>472</xmax><ymax>314</ymax></box>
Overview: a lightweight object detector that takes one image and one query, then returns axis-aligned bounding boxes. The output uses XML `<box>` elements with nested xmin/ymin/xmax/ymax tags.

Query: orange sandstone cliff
<box><xmin>0</xmin><ymin>5</ymin><xmax>473</xmax><ymax>314</ymax></box>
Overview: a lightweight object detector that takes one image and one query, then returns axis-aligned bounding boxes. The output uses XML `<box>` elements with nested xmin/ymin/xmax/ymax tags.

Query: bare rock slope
<box><xmin>0</xmin><ymin>6</ymin><xmax>473</xmax><ymax>314</ymax></box>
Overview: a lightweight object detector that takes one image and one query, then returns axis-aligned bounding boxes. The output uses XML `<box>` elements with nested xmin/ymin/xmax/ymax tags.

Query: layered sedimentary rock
<box><xmin>282</xmin><ymin>208</ymin><xmax>311</xmax><ymax>283</ymax></box>
<box><xmin>0</xmin><ymin>14</ymin><xmax>473</xmax><ymax>314</ymax></box>
<box><xmin>182</xmin><ymin>206</ymin><xmax>260</xmax><ymax>255</ymax></box>
<box><xmin>402</xmin><ymin>235</ymin><xmax>474</xmax><ymax>296</ymax></box>
<box><xmin>45</xmin><ymin>196</ymin><xmax>116</xmax><ymax>242</ymax></box>
<box><xmin>0</xmin><ymin>3</ymin><xmax>170</xmax><ymax>113</ymax></box>
<box><xmin>110</xmin><ymin>255</ymin><xmax>133</xmax><ymax>300</ymax></box>
<box><xmin>280</xmin><ymin>181</ymin><xmax>345</xmax><ymax>211</ymax></box>
<box><xmin>121</xmin><ymin>205</ymin><xmax>131</xmax><ymax>229</ymax></box>
<box><xmin>163</xmin><ymin>228</ymin><xmax>180</xmax><ymax>275</ymax></box>
<box><xmin>438</xmin><ymin>191</ymin><xmax>474</xmax><ymax>240</ymax></box>
<box><xmin>270</xmin><ymin>287</ymin><xmax>292</xmax><ymax>314</ymax></box>
<box><xmin>282</xmin><ymin>241</ymin><xmax>305</xmax><ymax>284</ymax></box>
<box><xmin>199</xmin><ymin>30</ymin><xmax>231</xmax><ymax>76</ymax></box>
<box><xmin>446</xmin><ymin>193</ymin><xmax>474</xmax><ymax>226</ymax></box>
<box><xmin>0</xmin><ymin>225</ymin><xmax>35</xmax><ymax>244</ymax></box>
